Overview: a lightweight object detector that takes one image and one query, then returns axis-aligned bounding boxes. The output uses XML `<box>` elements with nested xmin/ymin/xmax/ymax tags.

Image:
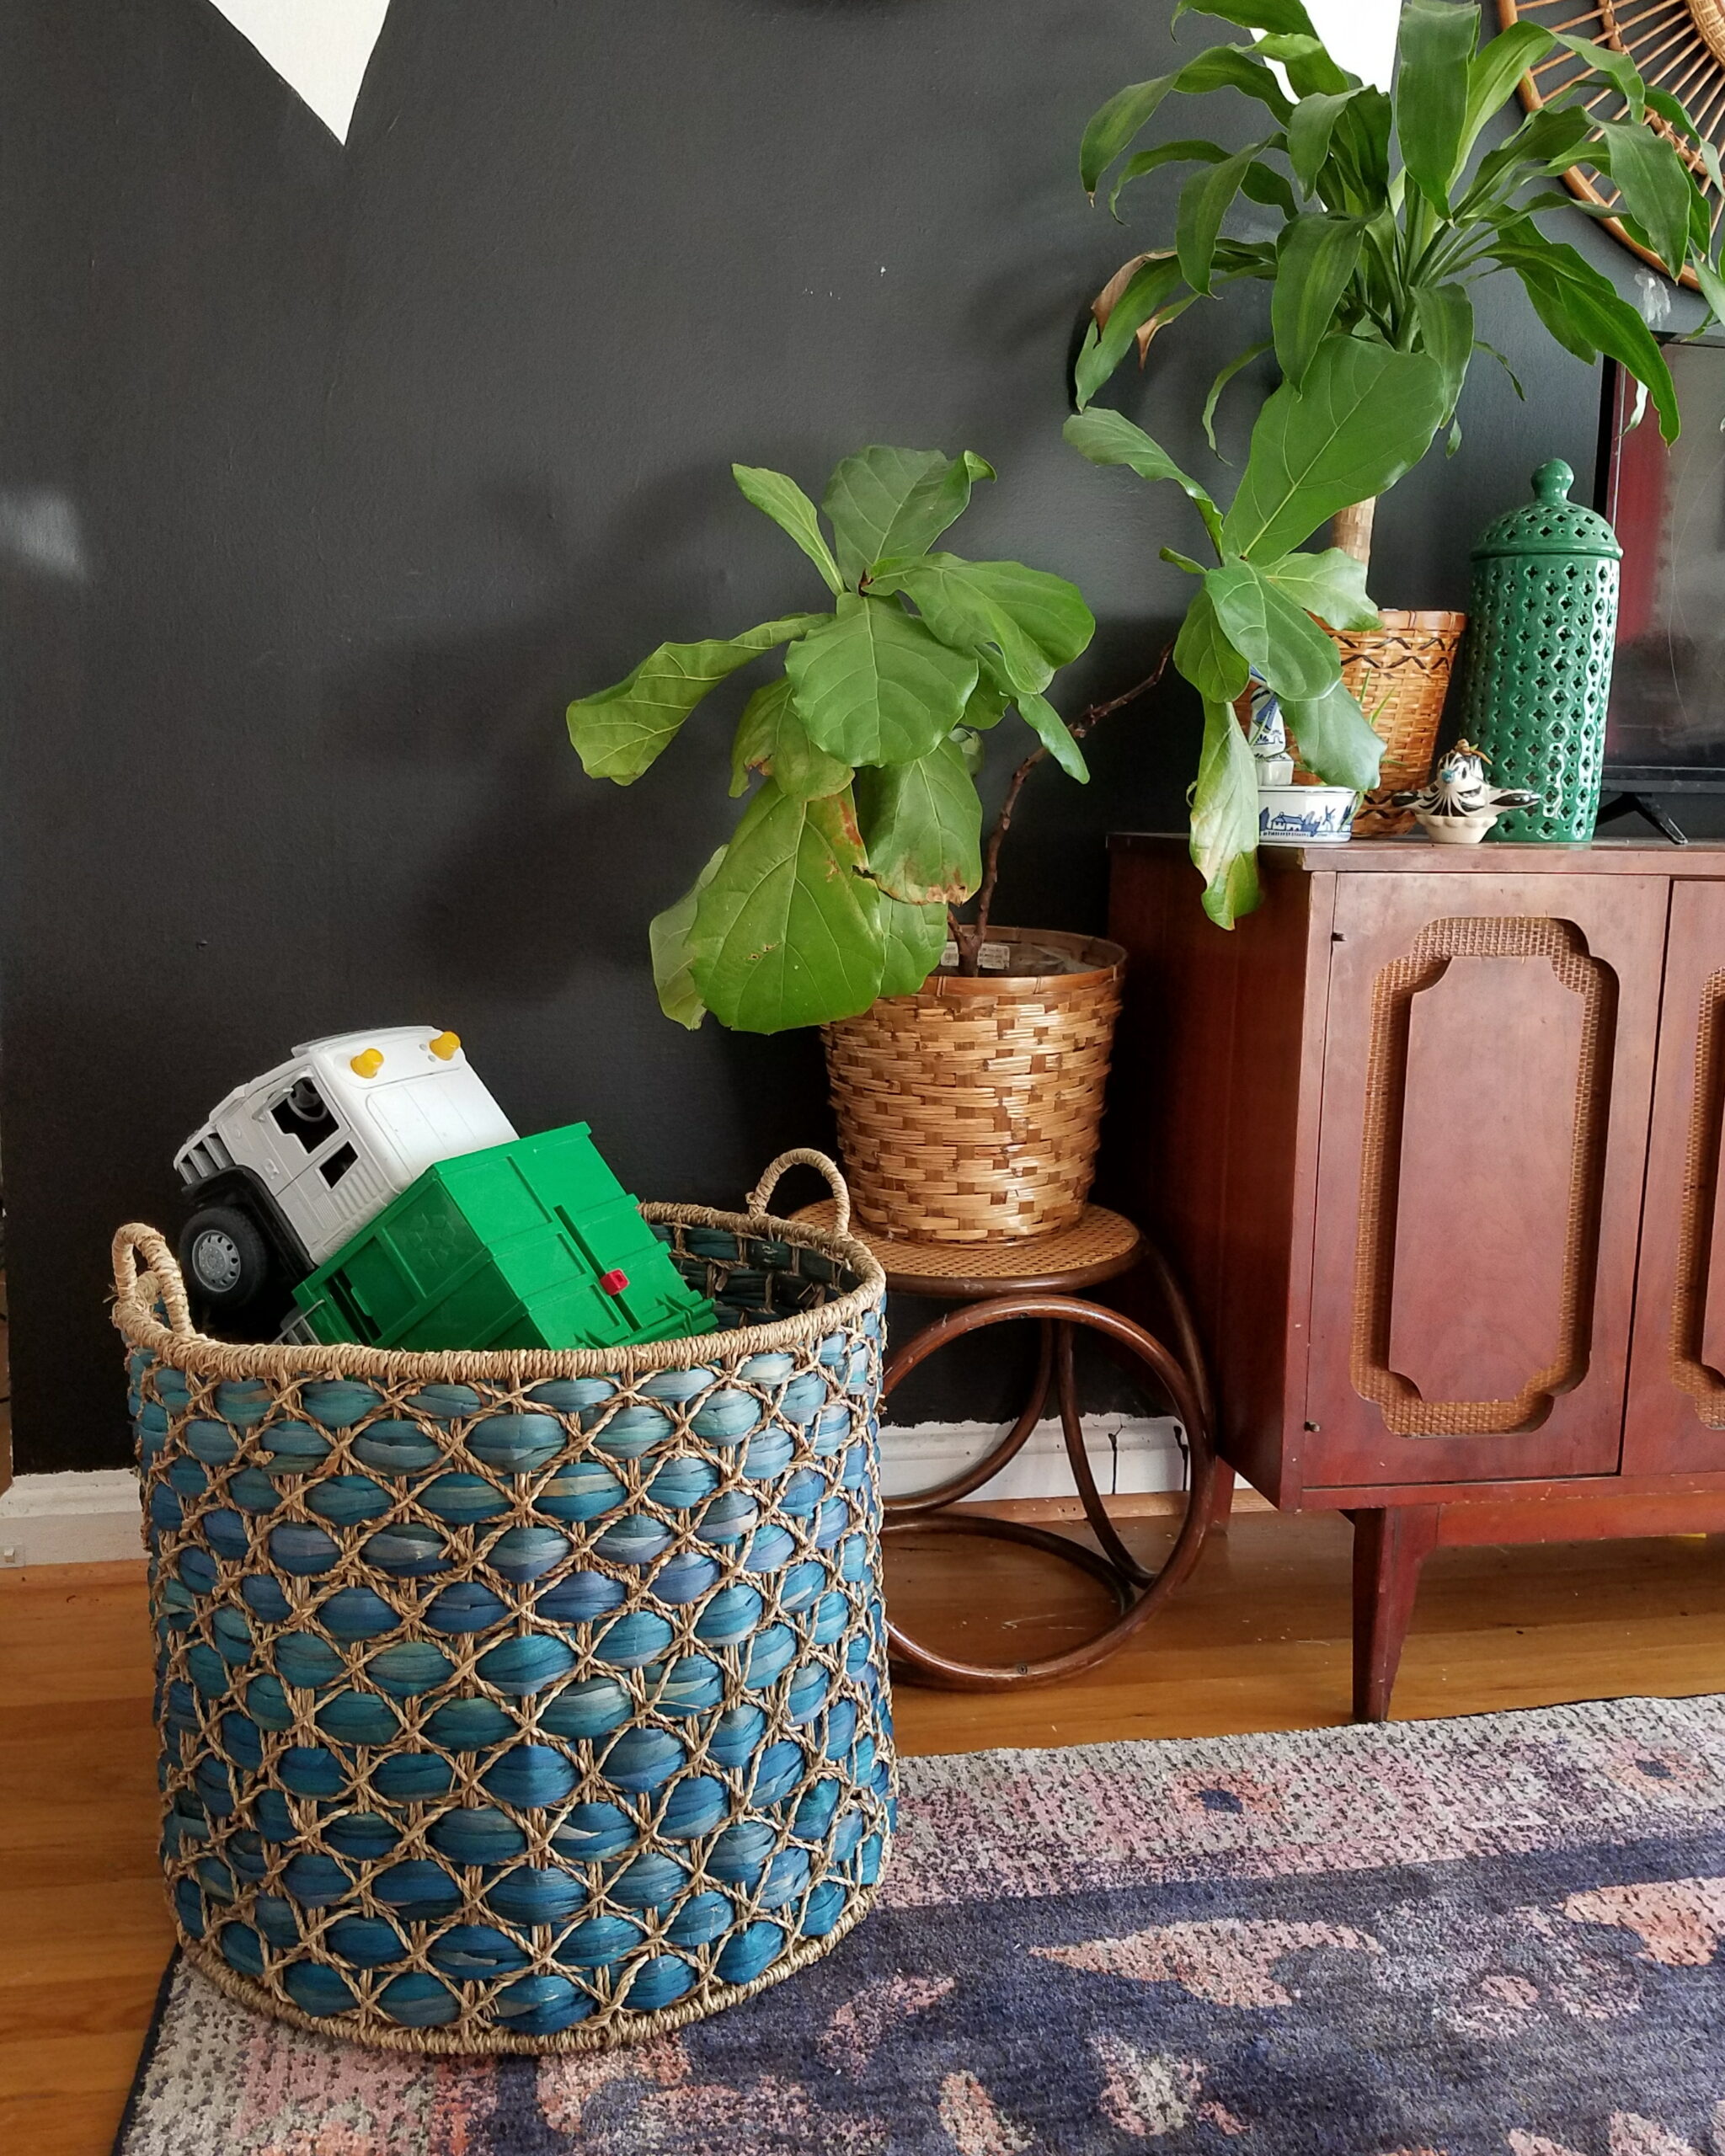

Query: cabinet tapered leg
<box><xmin>1350</xmin><ymin>1506</ymin><xmax>1440</xmax><ymax>1723</ymax></box>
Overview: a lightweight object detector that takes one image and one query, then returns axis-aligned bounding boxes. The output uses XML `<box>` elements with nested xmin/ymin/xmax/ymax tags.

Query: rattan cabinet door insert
<box><xmin>1300</xmin><ymin>871</ymin><xmax>1668</xmax><ymax>1492</ymax></box>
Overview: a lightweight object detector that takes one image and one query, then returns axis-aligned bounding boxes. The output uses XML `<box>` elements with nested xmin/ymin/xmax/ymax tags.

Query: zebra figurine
<box><xmin>1393</xmin><ymin>740</ymin><xmax>1541</xmax><ymax>846</ymax></box>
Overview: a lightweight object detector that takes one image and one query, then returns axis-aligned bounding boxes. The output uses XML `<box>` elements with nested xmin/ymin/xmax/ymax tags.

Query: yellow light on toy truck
<box><xmin>350</xmin><ymin>1048</ymin><xmax>385</xmax><ymax>1079</ymax></box>
<box><xmin>430</xmin><ymin>1031</ymin><xmax>460</xmax><ymax>1061</ymax></box>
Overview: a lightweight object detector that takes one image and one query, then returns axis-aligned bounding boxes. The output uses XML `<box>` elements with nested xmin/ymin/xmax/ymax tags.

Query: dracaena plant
<box><xmin>1078</xmin><ymin>0</ymin><xmax>1725</xmax><ymax>566</ymax></box>
<box><xmin>565</xmin><ymin>449</ymin><xmax>1096</xmax><ymax>1033</ymax></box>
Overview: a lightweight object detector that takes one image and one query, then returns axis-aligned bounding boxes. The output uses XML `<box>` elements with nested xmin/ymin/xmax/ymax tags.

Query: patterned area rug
<box><xmin>115</xmin><ymin>1694</ymin><xmax>1725</xmax><ymax>2154</ymax></box>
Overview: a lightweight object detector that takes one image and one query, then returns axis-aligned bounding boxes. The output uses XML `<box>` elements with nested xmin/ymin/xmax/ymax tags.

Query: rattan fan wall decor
<box><xmin>1500</xmin><ymin>0</ymin><xmax>1725</xmax><ymax>287</ymax></box>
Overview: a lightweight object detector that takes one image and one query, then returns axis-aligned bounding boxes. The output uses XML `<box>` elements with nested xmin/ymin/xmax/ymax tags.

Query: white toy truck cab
<box><xmin>175</xmin><ymin>1027</ymin><xmax>516</xmax><ymax>1315</ymax></box>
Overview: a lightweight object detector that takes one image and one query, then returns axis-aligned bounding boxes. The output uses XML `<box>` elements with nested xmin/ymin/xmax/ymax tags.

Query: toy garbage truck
<box><xmin>175</xmin><ymin>1027</ymin><xmax>516</xmax><ymax>1315</ymax></box>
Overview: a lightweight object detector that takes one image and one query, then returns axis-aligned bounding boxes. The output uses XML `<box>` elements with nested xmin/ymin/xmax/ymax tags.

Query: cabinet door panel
<box><xmin>1625</xmin><ymin>880</ymin><xmax>1725</xmax><ymax>1472</ymax></box>
<box><xmin>1301</xmin><ymin>873</ymin><xmax>1665</xmax><ymax>1490</ymax></box>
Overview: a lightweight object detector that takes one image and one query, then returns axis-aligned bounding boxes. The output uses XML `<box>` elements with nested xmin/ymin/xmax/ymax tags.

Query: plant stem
<box><xmin>952</xmin><ymin>645</ymin><xmax>1173</xmax><ymax>978</ymax></box>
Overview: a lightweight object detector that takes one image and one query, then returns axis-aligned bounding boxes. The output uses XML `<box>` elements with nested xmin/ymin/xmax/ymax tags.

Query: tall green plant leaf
<box><xmin>1075</xmin><ymin>255</ymin><xmax>1186</xmax><ymax>408</ymax></box>
<box><xmin>1190</xmin><ymin>698</ymin><xmax>1262</xmax><ymax>928</ymax></box>
<box><xmin>822</xmin><ymin>448</ymin><xmax>995</xmax><ymax>584</ymax></box>
<box><xmin>689</xmin><ymin>783</ymin><xmax>882</xmax><ymax>1033</ymax></box>
<box><xmin>1271</xmin><ymin>216</ymin><xmax>1363</xmax><ymax>386</ymax></box>
<box><xmin>1395</xmin><ymin>0</ymin><xmax>1480</xmax><ymax>212</ymax></box>
<box><xmin>1206</xmin><ymin>561</ymin><xmax>1342</xmax><ymax>698</ymax></box>
<box><xmin>1490</xmin><ymin>222</ymin><xmax>1680</xmax><ymax>439</ymax></box>
<box><xmin>856</xmin><ymin>737</ymin><xmax>984</xmax><ymax>905</ymax></box>
<box><xmin>729</xmin><ymin>675</ymin><xmax>852</xmax><ymax>800</ymax></box>
<box><xmin>1063</xmin><ymin>409</ymin><xmax>1226</xmax><ymax>552</ymax></box>
<box><xmin>869</xmin><ymin>555</ymin><xmax>1096</xmax><ymax>694</ymax></box>
<box><xmin>1286</xmin><ymin>88</ymin><xmax>1367</xmax><ymax>194</ymax></box>
<box><xmin>1017</xmin><ymin>691</ymin><xmax>1091</xmax><ymax>782</ymax></box>
<box><xmin>1281</xmin><ymin>677</ymin><xmax>1382</xmax><ymax>787</ymax></box>
<box><xmin>731</xmin><ymin>467</ymin><xmax>844</xmax><ymax>595</ymax></box>
<box><xmin>1221</xmin><ymin>337</ymin><xmax>1449</xmax><ymax>561</ymax></box>
<box><xmin>786</xmin><ymin>595</ymin><xmax>978</xmax><ymax>766</ymax></box>
<box><xmin>1594</xmin><ymin>120</ymin><xmax>1693</xmax><ymax>275</ymax></box>
<box><xmin>1413</xmin><ymin>281</ymin><xmax>1474</xmax><ymax>422</ymax></box>
<box><xmin>567</xmin><ymin>615</ymin><xmax>825</xmax><ymax>782</ymax></box>
<box><xmin>1178</xmin><ymin>137</ymin><xmax>1275</xmax><ymax>294</ymax></box>
<box><xmin>1172</xmin><ymin>0</ymin><xmax>1317</xmax><ymax>35</ymax></box>
<box><xmin>1081</xmin><ymin>48</ymin><xmax>1293</xmax><ymax>195</ymax></box>
<box><xmin>1456</xmin><ymin>21</ymin><xmax>1552</xmax><ymax>179</ymax></box>
<box><xmin>1173</xmin><ymin>584</ymin><xmax>1249</xmax><ymax>702</ymax></box>
<box><xmin>1555</xmin><ymin>31</ymin><xmax>1644</xmax><ymax>120</ymax></box>
<box><xmin>1459</xmin><ymin>104</ymin><xmax>1591</xmax><ymax>211</ymax></box>
<box><xmin>649</xmin><ymin>846</ymin><xmax>728</xmax><ymax>1030</ymax></box>
<box><xmin>1252</xmin><ymin>33</ymin><xmax>1353</xmax><ymax>98</ymax></box>
<box><xmin>879</xmin><ymin>895</ymin><xmax>949</xmax><ymax>996</ymax></box>
<box><xmin>1258</xmin><ymin>547</ymin><xmax>1379</xmax><ymax>630</ymax></box>
<box><xmin>1108</xmin><ymin>140</ymin><xmax>1230</xmax><ymax>219</ymax></box>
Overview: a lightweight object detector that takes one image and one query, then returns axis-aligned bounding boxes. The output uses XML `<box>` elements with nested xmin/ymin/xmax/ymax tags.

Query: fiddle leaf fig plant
<box><xmin>1077</xmin><ymin>0</ymin><xmax>1725</xmax><ymax>567</ymax></box>
<box><xmin>1066</xmin><ymin>327</ymin><xmax>1450</xmax><ymax>926</ymax></box>
<box><xmin>566</xmin><ymin>449</ymin><xmax>1096</xmax><ymax>1033</ymax></box>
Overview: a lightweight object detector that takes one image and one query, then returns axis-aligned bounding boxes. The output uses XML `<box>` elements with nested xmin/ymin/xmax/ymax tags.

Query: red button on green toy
<box><xmin>599</xmin><ymin>1269</ymin><xmax>629</xmax><ymax>1294</ymax></box>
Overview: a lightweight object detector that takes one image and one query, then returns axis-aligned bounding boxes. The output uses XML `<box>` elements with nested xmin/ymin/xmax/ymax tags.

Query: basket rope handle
<box><xmin>112</xmin><ymin>1223</ymin><xmax>196</xmax><ymax>1339</ymax></box>
<box><xmin>745</xmin><ymin>1149</ymin><xmax>852</xmax><ymax>1237</ymax></box>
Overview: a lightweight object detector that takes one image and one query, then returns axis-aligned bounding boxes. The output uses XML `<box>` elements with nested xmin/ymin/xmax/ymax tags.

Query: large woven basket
<box><xmin>822</xmin><ymin>927</ymin><xmax>1124</xmax><ymax>1243</ymax></box>
<box><xmin>112</xmin><ymin>1150</ymin><xmax>893</xmax><ymax>2056</ymax></box>
<box><xmin>1325</xmin><ymin>609</ymin><xmax>1466</xmax><ymax>835</ymax></box>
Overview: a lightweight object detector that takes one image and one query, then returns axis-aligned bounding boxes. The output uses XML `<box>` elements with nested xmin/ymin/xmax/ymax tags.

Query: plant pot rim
<box><xmin>1348</xmin><ymin>608</ymin><xmax>1466</xmax><ymax>634</ymax></box>
<box><xmin>924</xmin><ymin>925</ymin><xmax>1125</xmax><ymax>999</ymax></box>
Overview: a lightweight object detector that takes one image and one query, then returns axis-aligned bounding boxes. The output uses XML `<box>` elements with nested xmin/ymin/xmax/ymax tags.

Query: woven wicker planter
<box><xmin>822</xmin><ymin>927</ymin><xmax>1124</xmax><ymax>1243</ymax></box>
<box><xmin>1326</xmin><ymin>609</ymin><xmax>1466</xmax><ymax>835</ymax></box>
<box><xmin>113</xmin><ymin>1151</ymin><xmax>894</xmax><ymax>2056</ymax></box>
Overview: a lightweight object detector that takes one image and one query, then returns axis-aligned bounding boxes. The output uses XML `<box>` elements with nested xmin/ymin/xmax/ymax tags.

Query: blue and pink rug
<box><xmin>115</xmin><ymin>1694</ymin><xmax>1725</xmax><ymax>2154</ymax></box>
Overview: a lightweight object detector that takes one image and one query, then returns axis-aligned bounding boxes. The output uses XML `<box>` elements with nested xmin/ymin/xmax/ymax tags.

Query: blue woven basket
<box><xmin>111</xmin><ymin>1150</ymin><xmax>893</xmax><ymax>2055</ymax></box>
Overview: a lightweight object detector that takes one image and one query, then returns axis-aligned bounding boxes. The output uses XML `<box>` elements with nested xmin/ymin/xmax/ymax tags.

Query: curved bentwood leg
<box><xmin>879</xmin><ymin>1290</ymin><xmax>1215</xmax><ymax>1691</ymax></box>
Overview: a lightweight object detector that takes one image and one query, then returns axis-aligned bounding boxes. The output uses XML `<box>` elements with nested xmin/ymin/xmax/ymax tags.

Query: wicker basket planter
<box><xmin>822</xmin><ymin>927</ymin><xmax>1124</xmax><ymax>1243</ymax></box>
<box><xmin>112</xmin><ymin>1150</ymin><xmax>893</xmax><ymax>2056</ymax></box>
<box><xmin>1326</xmin><ymin>609</ymin><xmax>1466</xmax><ymax>835</ymax></box>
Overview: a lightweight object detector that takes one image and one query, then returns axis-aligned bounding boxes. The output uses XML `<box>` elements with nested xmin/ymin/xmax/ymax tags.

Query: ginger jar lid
<box><xmin>1469</xmin><ymin>458</ymin><xmax>1622</xmax><ymax>562</ymax></box>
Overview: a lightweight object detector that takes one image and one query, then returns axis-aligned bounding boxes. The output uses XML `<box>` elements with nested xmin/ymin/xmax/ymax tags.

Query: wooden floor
<box><xmin>4</xmin><ymin>1512</ymin><xmax>1725</xmax><ymax>2155</ymax></box>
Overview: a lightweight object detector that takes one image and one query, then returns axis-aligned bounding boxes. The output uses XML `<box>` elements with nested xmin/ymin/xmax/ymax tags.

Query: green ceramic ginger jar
<box><xmin>1455</xmin><ymin>457</ymin><xmax>1622</xmax><ymax>842</ymax></box>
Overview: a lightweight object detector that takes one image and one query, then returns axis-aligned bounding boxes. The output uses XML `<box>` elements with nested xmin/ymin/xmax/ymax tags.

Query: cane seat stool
<box><xmin>791</xmin><ymin>1201</ymin><xmax>1216</xmax><ymax>1690</ymax></box>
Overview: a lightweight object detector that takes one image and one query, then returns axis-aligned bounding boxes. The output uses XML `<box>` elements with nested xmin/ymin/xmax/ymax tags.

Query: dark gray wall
<box><xmin>0</xmin><ymin>0</ymin><xmax>1688</xmax><ymax>1470</ymax></box>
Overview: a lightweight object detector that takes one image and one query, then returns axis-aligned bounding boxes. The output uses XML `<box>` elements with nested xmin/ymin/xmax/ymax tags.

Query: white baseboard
<box><xmin>0</xmin><ymin>1414</ymin><xmax>1189</xmax><ymax>1568</ymax></box>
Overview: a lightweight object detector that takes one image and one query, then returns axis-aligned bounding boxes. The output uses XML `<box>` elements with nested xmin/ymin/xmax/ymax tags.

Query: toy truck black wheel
<box><xmin>179</xmin><ymin>1203</ymin><xmax>273</xmax><ymax>1314</ymax></box>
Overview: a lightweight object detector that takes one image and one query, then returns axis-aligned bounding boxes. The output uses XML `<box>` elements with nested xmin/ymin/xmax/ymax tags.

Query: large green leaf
<box><xmin>1108</xmin><ymin>140</ymin><xmax>1230</xmax><ymax>219</ymax></box>
<box><xmin>1395</xmin><ymin>0</ymin><xmax>1479</xmax><ymax>213</ymax></box>
<box><xmin>1017</xmin><ymin>691</ymin><xmax>1091</xmax><ymax>782</ymax></box>
<box><xmin>1190</xmin><ymin>698</ymin><xmax>1262</xmax><ymax>929</ymax></box>
<box><xmin>786</xmin><ymin>595</ymin><xmax>978</xmax><ymax>767</ymax></box>
<box><xmin>729</xmin><ymin>675</ymin><xmax>852</xmax><ymax>801</ymax></box>
<box><xmin>1258</xmin><ymin>547</ymin><xmax>1379</xmax><ymax>631</ymax></box>
<box><xmin>1173</xmin><ymin>585</ymin><xmax>1249</xmax><ymax>703</ymax></box>
<box><xmin>1286</xmin><ymin>88</ymin><xmax>1367</xmax><ymax>194</ymax></box>
<box><xmin>567</xmin><ymin>615</ymin><xmax>825</xmax><ymax>783</ymax></box>
<box><xmin>1178</xmin><ymin>137</ymin><xmax>1275</xmax><ymax>295</ymax></box>
<box><xmin>1456</xmin><ymin>21</ymin><xmax>1552</xmax><ymax>180</ymax></box>
<box><xmin>1081</xmin><ymin>48</ymin><xmax>1292</xmax><ymax>195</ymax></box>
<box><xmin>1063</xmin><ymin>409</ymin><xmax>1226</xmax><ymax>553</ymax></box>
<box><xmin>1206</xmin><ymin>561</ymin><xmax>1341</xmax><ymax>700</ymax></box>
<box><xmin>1172</xmin><ymin>0</ymin><xmax>1317</xmax><ymax>35</ymax></box>
<box><xmin>649</xmin><ymin>846</ymin><xmax>728</xmax><ymax>1030</ymax></box>
<box><xmin>1075</xmin><ymin>254</ymin><xmax>1185</xmax><ymax>408</ymax></box>
<box><xmin>856</xmin><ymin>736</ymin><xmax>984</xmax><ymax>905</ymax></box>
<box><xmin>731</xmin><ymin>466</ymin><xmax>843</xmax><ymax>595</ymax></box>
<box><xmin>869</xmin><ymin>555</ymin><xmax>1096</xmax><ymax>695</ymax></box>
<box><xmin>1491</xmin><ymin>221</ymin><xmax>1680</xmax><ymax>440</ymax></box>
<box><xmin>689</xmin><ymin>782</ymin><xmax>883</xmax><ymax>1033</ymax></box>
<box><xmin>822</xmin><ymin>447</ymin><xmax>995</xmax><ymax>585</ymax></box>
<box><xmin>1594</xmin><ymin>120</ymin><xmax>1693</xmax><ymax>278</ymax></box>
<box><xmin>1271</xmin><ymin>215</ymin><xmax>1363</xmax><ymax>387</ymax></box>
<box><xmin>1460</xmin><ymin>104</ymin><xmax>1590</xmax><ymax>211</ymax></box>
<box><xmin>878</xmin><ymin>895</ymin><xmax>949</xmax><ymax>997</ymax></box>
<box><xmin>1280</xmin><ymin>677</ymin><xmax>1382</xmax><ymax>788</ymax></box>
<box><xmin>1252</xmin><ymin>32</ymin><xmax>1353</xmax><ymax>99</ymax></box>
<box><xmin>1555</xmin><ymin>30</ymin><xmax>1645</xmax><ymax>121</ymax></box>
<box><xmin>1221</xmin><ymin>337</ymin><xmax>1449</xmax><ymax>561</ymax></box>
<box><xmin>1412</xmin><ymin>280</ymin><xmax>1474</xmax><ymax>422</ymax></box>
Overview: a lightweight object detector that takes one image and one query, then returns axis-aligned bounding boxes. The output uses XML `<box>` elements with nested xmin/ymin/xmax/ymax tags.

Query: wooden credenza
<box><xmin>1108</xmin><ymin>834</ymin><xmax>1725</xmax><ymax>1718</ymax></box>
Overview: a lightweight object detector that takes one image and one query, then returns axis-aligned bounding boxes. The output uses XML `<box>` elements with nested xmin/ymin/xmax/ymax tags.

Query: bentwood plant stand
<box><xmin>1109</xmin><ymin>833</ymin><xmax>1725</xmax><ymax>1723</ymax></box>
<box><xmin>797</xmin><ymin>1203</ymin><xmax>1215</xmax><ymax>1689</ymax></box>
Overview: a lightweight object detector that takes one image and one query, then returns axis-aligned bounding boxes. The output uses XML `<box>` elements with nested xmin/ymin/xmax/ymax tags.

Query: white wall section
<box><xmin>204</xmin><ymin>1</ymin><xmax>392</xmax><ymax>143</ymax></box>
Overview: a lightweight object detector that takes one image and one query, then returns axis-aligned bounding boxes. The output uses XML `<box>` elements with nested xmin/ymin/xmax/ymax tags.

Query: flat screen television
<box><xmin>1599</xmin><ymin>339</ymin><xmax>1725</xmax><ymax>813</ymax></box>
